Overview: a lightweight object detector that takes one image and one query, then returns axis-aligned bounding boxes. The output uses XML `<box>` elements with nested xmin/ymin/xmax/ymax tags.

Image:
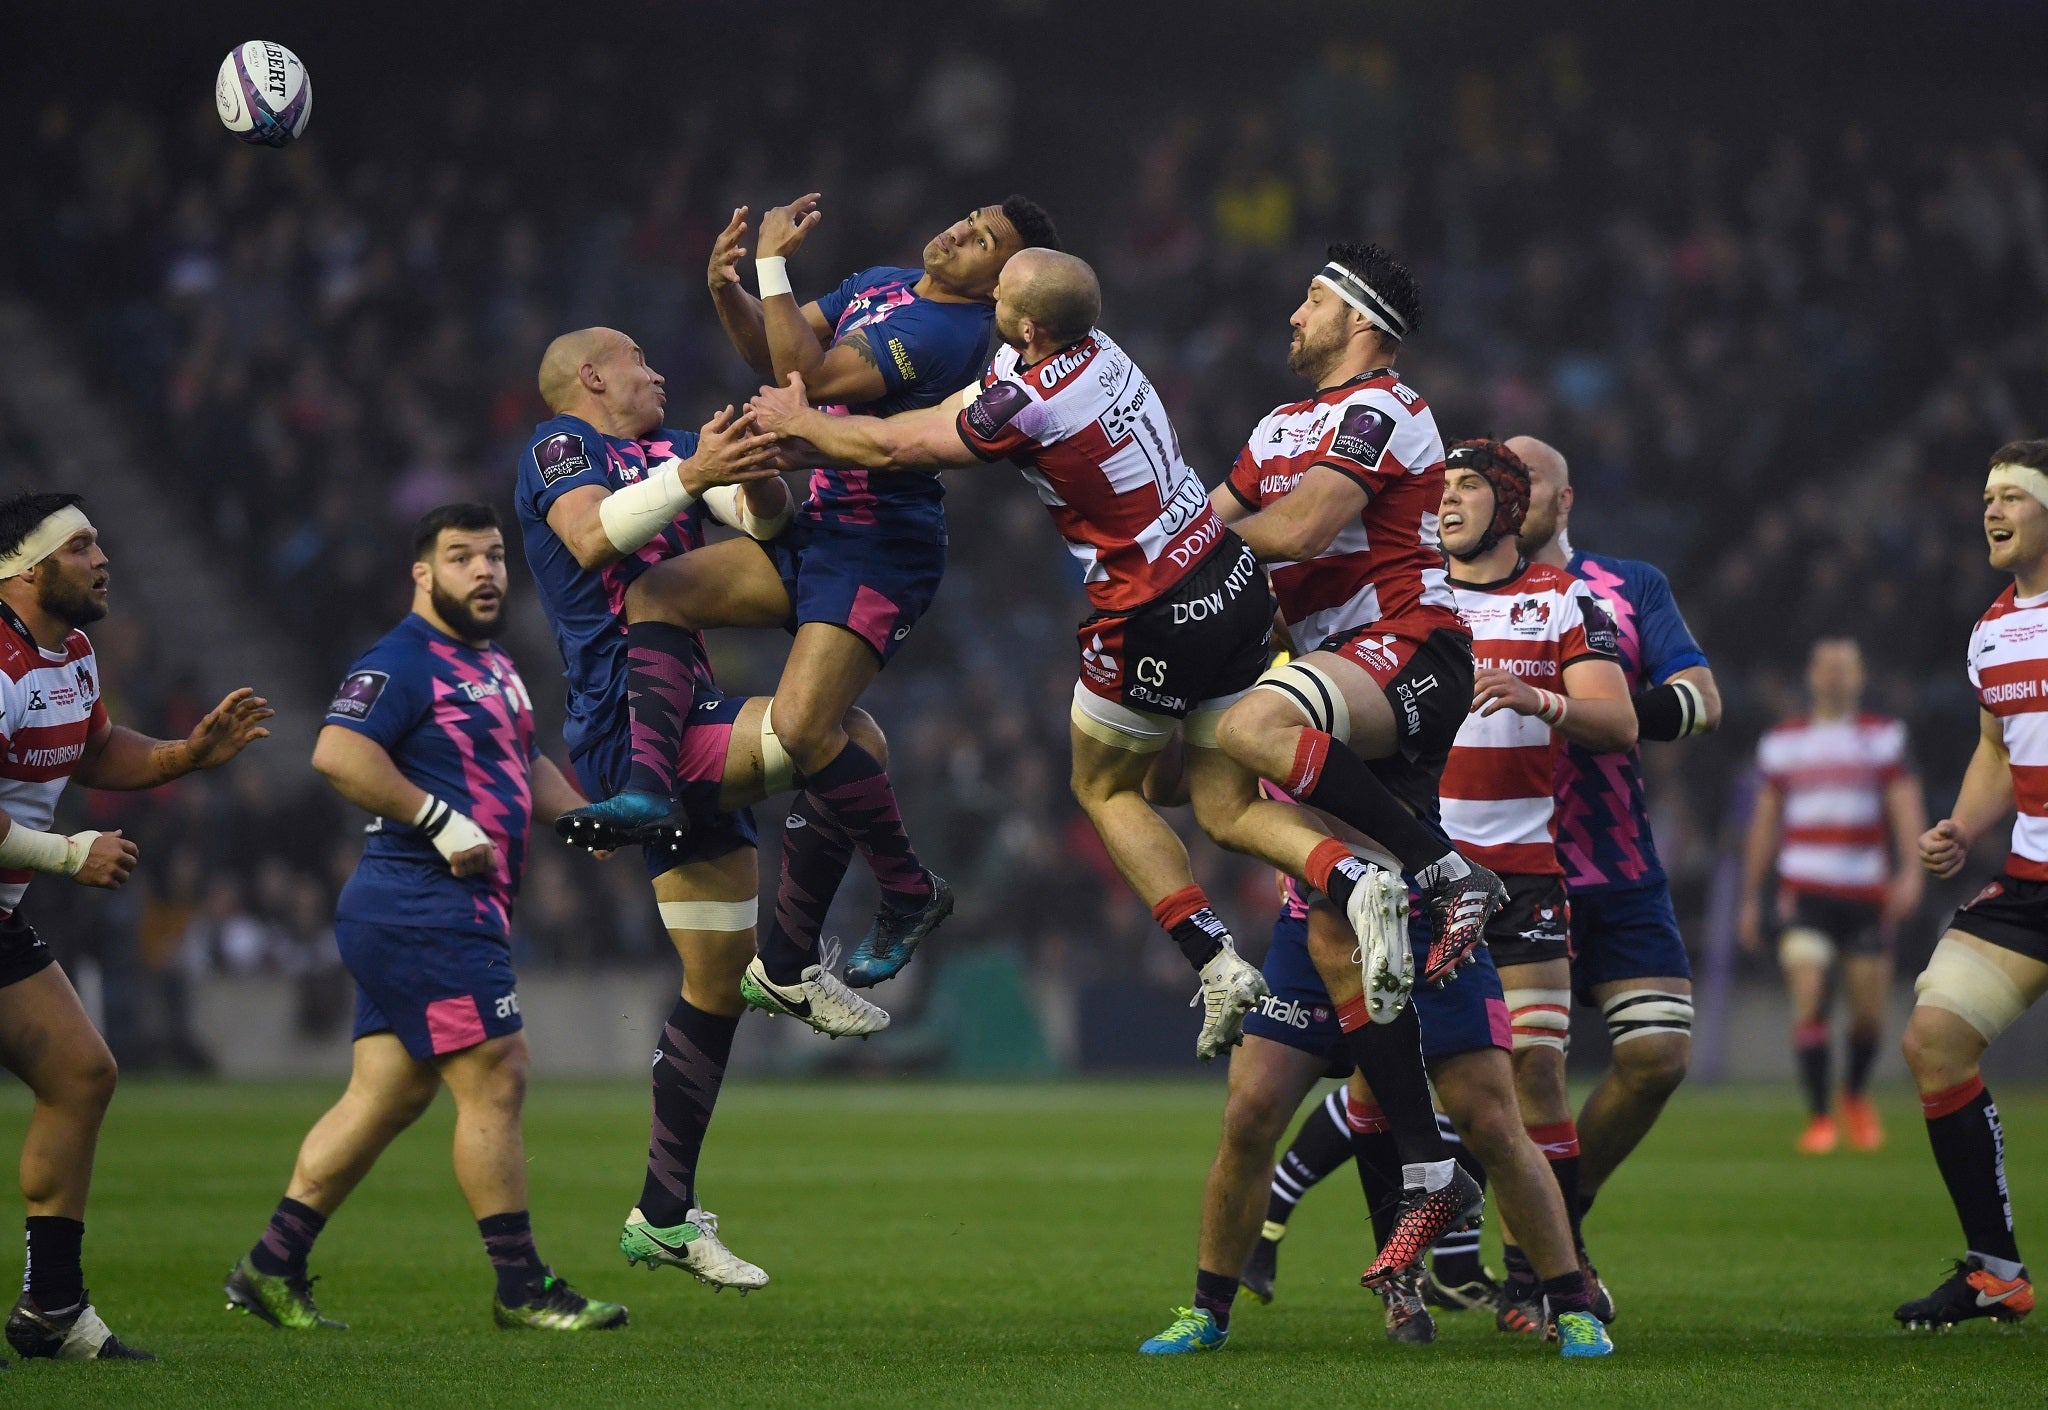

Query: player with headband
<box><xmin>0</xmin><ymin>493</ymin><xmax>271</xmax><ymax>1365</ymax></box>
<box><xmin>1893</xmin><ymin>440</ymin><xmax>2048</xmax><ymax>1330</ymax></box>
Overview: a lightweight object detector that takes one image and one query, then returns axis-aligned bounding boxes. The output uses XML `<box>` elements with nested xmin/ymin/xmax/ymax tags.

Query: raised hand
<box><xmin>747</xmin><ymin>372</ymin><xmax>813</xmax><ymax>439</ymax></box>
<box><xmin>187</xmin><ymin>687</ymin><xmax>274</xmax><ymax>769</ymax></box>
<box><xmin>708</xmin><ymin>206</ymin><xmax>750</xmax><ymax>293</ymax></box>
<box><xmin>677</xmin><ymin>405</ymin><xmax>785</xmax><ymax>495</ymax></box>
<box><xmin>757</xmin><ymin>193</ymin><xmax>823</xmax><ymax>261</ymax></box>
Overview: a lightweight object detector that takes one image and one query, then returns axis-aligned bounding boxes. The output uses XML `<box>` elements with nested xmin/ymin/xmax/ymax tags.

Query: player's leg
<box><xmin>0</xmin><ymin>959</ymin><xmax>147</xmax><ymax>1363</ymax></box>
<box><xmin>1895</xmin><ymin>927</ymin><xmax>2045</xmax><ymax>1328</ymax></box>
<box><xmin>227</xmin><ymin>1031</ymin><xmax>437</xmax><ymax>1331</ymax></box>
<box><xmin>1139</xmin><ymin>1036</ymin><xmax>1325</xmax><ymax>1354</ymax></box>
<box><xmin>1494</xmin><ymin>955</ymin><xmax>1586</xmax><ymax>1309</ymax></box>
<box><xmin>1215</xmin><ymin>637</ymin><xmax>1503</xmax><ymax>981</ymax></box>
<box><xmin>625</xmin><ymin>844</ymin><xmax>770</xmax><ymax>1288</ymax></box>
<box><xmin>1837</xmin><ymin>912</ymin><xmax>1892</xmax><ymax>1151</ymax></box>
<box><xmin>1576</xmin><ymin>976</ymin><xmax>1692</xmax><ymax>1201</ymax></box>
<box><xmin>1778</xmin><ymin>912</ymin><xmax>1839</xmax><ymax>1152</ymax></box>
<box><xmin>1242</xmin><ymin>1090</ymin><xmax>1352</xmax><ymax>1301</ymax></box>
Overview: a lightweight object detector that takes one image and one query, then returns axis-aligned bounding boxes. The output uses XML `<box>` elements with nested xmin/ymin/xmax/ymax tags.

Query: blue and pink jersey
<box><xmin>329</xmin><ymin>614</ymin><xmax>539</xmax><ymax>939</ymax></box>
<box><xmin>1554</xmin><ymin>549</ymin><xmax>1709</xmax><ymax>893</ymax></box>
<box><xmin>514</xmin><ymin>414</ymin><xmax>717</xmax><ymax>762</ymax></box>
<box><xmin>800</xmin><ymin>265</ymin><xmax>993</xmax><ymax>544</ymax></box>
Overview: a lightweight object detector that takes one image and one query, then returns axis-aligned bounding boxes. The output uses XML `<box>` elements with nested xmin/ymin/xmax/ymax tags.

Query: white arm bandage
<box><xmin>0</xmin><ymin>822</ymin><xmax>98</xmax><ymax>876</ymax></box>
<box><xmin>413</xmin><ymin>795</ymin><xmax>493</xmax><ymax>864</ymax></box>
<box><xmin>756</xmin><ymin>255</ymin><xmax>792</xmax><ymax>300</ymax></box>
<box><xmin>703</xmin><ymin>483</ymin><xmax>794</xmax><ymax>542</ymax></box>
<box><xmin>596</xmin><ymin>457</ymin><xmax>697</xmax><ymax>556</ymax></box>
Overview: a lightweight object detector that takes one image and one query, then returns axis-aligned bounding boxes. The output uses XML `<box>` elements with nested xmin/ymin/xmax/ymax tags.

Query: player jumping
<box><xmin>1512</xmin><ymin>434</ymin><xmax>1720</xmax><ymax>1309</ymax></box>
<box><xmin>559</xmin><ymin>194</ymin><xmax>1058</xmax><ymax>995</ymax></box>
<box><xmin>1894</xmin><ymin>440</ymin><xmax>2048</xmax><ymax>1330</ymax></box>
<box><xmin>226</xmin><ymin>505</ymin><xmax>628</xmax><ymax>1334</ymax></box>
<box><xmin>1739</xmin><ymin>637</ymin><xmax>1923</xmax><ymax>1154</ymax></box>
<box><xmin>0</xmin><ymin>492</ymin><xmax>271</xmax><ymax>1365</ymax></box>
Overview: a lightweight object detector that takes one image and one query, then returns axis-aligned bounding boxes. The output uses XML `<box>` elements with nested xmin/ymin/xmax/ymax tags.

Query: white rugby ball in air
<box><xmin>216</xmin><ymin>41</ymin><xmax>311</xmax><ymax>147</ymax></box>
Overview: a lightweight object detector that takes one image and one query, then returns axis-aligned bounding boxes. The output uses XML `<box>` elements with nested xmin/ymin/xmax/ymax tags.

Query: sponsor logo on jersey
<box><xmin>1256</xmin><ymin>994</ymin><xmax>1328</xmax><ymax>1030</ymax></box>
<box><xmin>329</xmin><ymin>669</ymin><xmax>390</xmax><ymax>721</ymax></box>
<box><xmin>24</xmin><ymin>689</ymin><xmax>44</xmax><ymax>712</ymax></box>
<box><xmin>1034</xmin><ymin>341</ymin><xmax>1098</xmax><ymax>391</ymax></box>
<box><xmin>1581</xmin><ymin>599</ymin><xmax>1621</xmax><ymax>657</ymax></box>
<box><xmin>1330</xmin><ymin>404</ymin><xmax>1394</xmax><ymax>468</ymax></box>
<box><xmin>534</xmin><ymin>431</ymin><xmax>592</xmax><ymax>487</ymax></box>
<box><xmin>74</xmin><ymin>662</ymin><xmax>95</xmax><ymax>700</ymax></box>
<box><xmin>12</xmin><ymin>741</ymin><xmax>83</xmax><ymax>769</ymax></box>
<box><xmin>964</xmin><ymin>381</ymin><xmax>1031</xmax><ymax>440</ymax></box>
<box><xmin>1081</xmin><ymin>632</ymin><xmax>1120</xmax><ymax>684</ymax></box>
<box><xmin>1476</xmin><ymin>654</ymin><xmax>1559</xmax><ymax>678</ymax></box>
<box><xmin>1509</xmin><ymin>597</ymin><xmax>1552</xmax><ymax>634</ymax></box>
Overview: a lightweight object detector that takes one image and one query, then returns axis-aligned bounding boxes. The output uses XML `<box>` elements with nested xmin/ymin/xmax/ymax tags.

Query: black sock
<box><xmin>1194</xmin><ymin>1266</ymin><xmax>1238</xmax><ymax>1331</ymax></box>
<box><xmin>1551</xmin><ymin>1154</ymin><xmax>1586</xmax><ymax>1254</ymax></box>
<box><xmin>805</xmin><ymin>740</ymin><xmax>933</xmax><ymax>910</ymax></box>
<box><xmin>1543</xmin><ymin>1268</ymin><xmax>1592</xmax><ymax>1316</ymax></box>
<box><xmin>1152</xmin><ymin>886</ymin><xmax>1230</xmax><ymax>970</ymax></box>
<box><xmin>623</xmin><ymin>621</ymin><xmax>702</xmax><ymax>798</ymax></box>
<box><xmin>1351</xmin><ymin>1123</ymin><xmax>1405</xmax><ymax>1249</ymax></box>
<box><xmin>1795</xmin><ymin>1019</ymin><xmax>1831</xmax><ymax>1117</ymax></box>
<box><xmin>478</xmin><ymin>1210</ymin><xmax>545</xmax><ymax>1305</ymax></box>
<box><xmin>23</xmin><ymin>1216</ymin><xmax>84</xmax><ymax>1311</ymax></box>
<box><xmin>1338</xmin><ymin>1006</ymin><xmax>1448</xmax><ymax>1169</ymax></box>
<box><xmin>1291</xmin><ymin>732</ymin><xmax>1460</xmax><ymax>876</ymax></box>
<box><xmin>249</xmin><ymin>1197</ymin><xmax>325</xmax><ymax>1279</ymax></box>
<box><xmin>1924</xmin><ymin>1078</ymin><xmax>2023</xmax><ymax>1265</ymax></box>
<box><xmin>759</xmin><ymin>789</ymin><xmax>857</xmax><ymax>984</ymax></box>
<box><xmin>1846</xmin><ymin>1026</ymin><xmax>1880</xmax><ymax>1096</ymax></box>
<box><xmin>1430</xmin><ymin>1111</ymin><xmax>1487</xmax><ymax>1283</ymax></box>
<box><xmin>640</xmin><ymin>996</ymin><xmax>740</xmax><ymax>1227</ymax></box>
<box><xmin>1268</xmin><ymin>1092</ymin><xmax>1353</xmax><ymax>1229</ymax></box>
<box><xmin>1502</xmin><ymin>1243</ymin><xmax>1537</xmax><ymax>1296</ymax></box>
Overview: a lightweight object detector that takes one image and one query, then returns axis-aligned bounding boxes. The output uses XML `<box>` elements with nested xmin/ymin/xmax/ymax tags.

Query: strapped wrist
<box><xmin>756</xmin><ymin>255</ymin><xmax>792</xmax><ymax>300</ymax></box>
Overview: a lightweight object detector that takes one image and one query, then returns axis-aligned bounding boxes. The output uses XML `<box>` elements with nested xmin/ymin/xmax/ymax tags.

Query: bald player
<box><xmin>1512</xmin><ymin>435</ymin><xmax>1721</xmax><ymax>1313</ymax></box>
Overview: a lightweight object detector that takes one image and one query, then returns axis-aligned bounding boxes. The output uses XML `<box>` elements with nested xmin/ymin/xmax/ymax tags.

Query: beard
<box><xmin>432</xmin><ymin>582</ymin><xmax>502</xmax><ymax>641</ymax></box>
<box><xmin>1287</xmin><ymin>321</ymin><xmax>1345</xmax><ymax>380</ymax></box>
<box><xmin>36</xmin><ymin>565</ymin><xmax>106</xmax><ymax>628</ymax></box>
<box><xmin>1517</xmin><ymin>499</ymin><xmax>1560</xmax><ymax>555</ymax></box>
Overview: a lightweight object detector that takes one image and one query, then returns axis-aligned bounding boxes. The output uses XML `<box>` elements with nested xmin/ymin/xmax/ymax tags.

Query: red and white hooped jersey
<box><xmin>957</xmin><ymin>329</ymin><xmax>1224</xmax><ymax>613</ymax></box>
<box><xmin>1969</xmin><ymin>584</ymin><xmax>2048</xmax><ymax>880</ymax></box>
<box><xmin>1439</xmin><ymin>562</ymin><xmax>1618</xmax><ymax>874</ymax></box>
<box><xmin>0</xmin><ymin>624</ymin><xmax>107</xmax><ymax>915</ymax></box>
<box><xmin>1223</xmin><ymin>368</ymin><xmax>1462</xmax><ymax>649</ymax></box>
<box><xmin>1756</xmin><ymin>713</ymin><xmax>1908</xmax><ymax>903</ymax></box>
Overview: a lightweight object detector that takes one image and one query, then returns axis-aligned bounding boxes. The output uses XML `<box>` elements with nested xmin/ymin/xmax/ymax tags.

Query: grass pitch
<box><xmin>0</xmin><ymin>1077</ymin><xmax>2041</xmax><ymax>1408</ymax></box>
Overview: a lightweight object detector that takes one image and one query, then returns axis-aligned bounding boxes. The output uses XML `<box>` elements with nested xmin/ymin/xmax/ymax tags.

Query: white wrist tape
<box><xmin>413</xmin><ymin>795</ymin><xmax>492</xmax><ymax>863</ymax></box>
<box><xmin>1532</xmin><ymin>689</ymin><xmax>1568</xmax><ymax>726</ymax></box>
<box><xmin>703</xmin><ymin>483</ymin><xmax>794</xmax><ymax>542</ymax></box>
<box><xmin>0</xmin><ymin>822</ymin><xmax>97</xmax><ymax>876</ymax></box>
<box><xmin>1672</xmin><ymin>678</ymin><xmax>1710</xmax><ymax>737</ymax></box>
<box><xmin>756</xmin><ymin>255</ymin><xmax>792</xmax><ymax>300</ymax></box>
<box><xmin>598</xmin><ymin>457</ymin><xmax>697</xmax><ymax>556</ymax></box>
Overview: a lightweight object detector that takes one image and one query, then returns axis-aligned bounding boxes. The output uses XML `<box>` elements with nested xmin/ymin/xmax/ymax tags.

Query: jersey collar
<box><xmin>0</xmin><ymin>599</ymin><xmax>66</xmax><ymax>661</ymax></box>
<box><xmin>1447</xmin><ymin>557</ymin><xmax>1529</xmax><ymax>592</ymax></box>
<box><xmin>1317</xmin><ymin>366</ymin><xmax>1398</xmax><ymax>396</ymax></box>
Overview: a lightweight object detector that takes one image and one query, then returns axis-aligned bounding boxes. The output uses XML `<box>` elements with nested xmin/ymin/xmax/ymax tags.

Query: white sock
<box><xmin>1973</xmin><ymin>1251</ymin><xmax>2028</xmax><ymax>1282</ymax></box>
<box><xmin>1403</xmin><ymin>1158</ymin><xmax>1457</xmax><ymax>1193</ymax></box>
<box><xmin>1415</xmin><ymin>852</ymin><xmax>1471</xmax><ymax>889</ymax></box>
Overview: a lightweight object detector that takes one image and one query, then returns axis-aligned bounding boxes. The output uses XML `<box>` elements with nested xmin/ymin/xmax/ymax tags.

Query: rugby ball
<box><xmin>215</xmin><ymin>41</ymin><xmax>311</xmax><ymax>147</ymax></box>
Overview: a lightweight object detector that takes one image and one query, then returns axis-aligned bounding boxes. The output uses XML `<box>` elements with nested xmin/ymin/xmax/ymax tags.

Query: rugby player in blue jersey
<box><xmin>226</xmin><ymin>505</ymin><xmax>629</xmax><ymax>1334</ymax></box>
<box><xmin>558</xmin><ymin>193</ymin><xmax>1058</xmax><ymax>999</ymax></box>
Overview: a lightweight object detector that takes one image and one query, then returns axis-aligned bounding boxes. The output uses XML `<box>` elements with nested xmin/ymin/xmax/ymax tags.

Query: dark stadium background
<box><xmin>4</xmin><ymin>0</ymin><xmax>2048</xmax><ymax>1077</ymax></box>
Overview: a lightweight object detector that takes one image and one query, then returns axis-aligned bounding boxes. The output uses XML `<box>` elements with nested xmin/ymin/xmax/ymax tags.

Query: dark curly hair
<box><xmin>0</xmin><ymin>491</ymin><xmax>84</xmax><ymax>562</ymax></box>
<box><xmin>1325</xmin><ymin>241</ymin><xmax>1421</xmax><ymax>339</ymax></box>
<box><xmin>1001</xmin><ymin>195</ymin><xmax>1061</xmax><ymax>252</ymax></box>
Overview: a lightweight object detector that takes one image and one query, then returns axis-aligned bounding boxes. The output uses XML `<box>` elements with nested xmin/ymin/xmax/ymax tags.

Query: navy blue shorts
<box><xmin>1568</xmin><ymin>880</ymin><xmax>1691</xmax><ymax>998</ymax></box>
<box><xmin>761</xmin><ymin>522</ymin><xmax>945</xmax><ymax>666</ymax></box>
<box><xmin>573</xmin><ymin>693</ymin><xmax>759</xmax><ymax>877</ymax></box>
<box><xmin>1243</xmin><ymin>907</ymin><xmax>1511</xmax><ymax>1065</ymax></box>
<box><xmin>338</xmin><ymin>920</ymin><xmax>523</xmax><ymax>1061</ymax></box>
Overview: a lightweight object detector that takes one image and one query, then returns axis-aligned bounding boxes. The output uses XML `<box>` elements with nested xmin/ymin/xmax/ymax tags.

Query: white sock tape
<box><xmin>760</xmin><ymin>704</ymin><xmax>796</xmax><ymax>794</ymax></box>
<box><xmin>659</xmin><ymin>897</ymin><xmax>759</xmax><ymax>933</ymax></box>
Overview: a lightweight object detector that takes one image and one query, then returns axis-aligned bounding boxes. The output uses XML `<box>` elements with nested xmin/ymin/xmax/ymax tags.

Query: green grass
<box><xmin>0</xmin><ymin>1078</ymin><xmax>2042</xmax><ymax>1407</ymax></box>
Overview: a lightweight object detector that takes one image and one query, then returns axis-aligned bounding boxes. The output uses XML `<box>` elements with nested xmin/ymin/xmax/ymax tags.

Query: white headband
<box><xmin>1987</xmin><ymin>462</ymin><xmax>2048</xmax><ymax>512</ymax></box>
<box><xmin>0</xmin><ymin>506</ymin><xmax>93</xmax><ymax>579</ymax></box>
<box><xmin>1314</xmin><ymin>261</ymin><xmax>1407</xmax><ymax>340</ymax></box>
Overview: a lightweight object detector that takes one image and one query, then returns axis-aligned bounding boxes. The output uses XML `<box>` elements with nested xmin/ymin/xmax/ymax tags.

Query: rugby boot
<box><xmin>1797</xmin><ymin>1113</ymin><xmax>1839</xmax><ymax>1155</ymax></box>
<box><xmin>845</xmin><ymin>872</ymin><xmax>954</xmax><ymax>988</ymax></box>
<box><xmin>1895</xmin><ymin>1257</ymin><xmax>2034</xmax><ymax>1330</ymax></box>
<box><xmin>1496</xmin><ymin>1287</ymin><xmax>1545</xmax><ymax>1337</ymax></box>
<box><xmin>1585</xmin><ymin>1260</ymin><xmax>1618</xmax><ymax>1324</ymax></box>
<box><xmin>1840</xmin><ymin>1092</ymin><xmax>1884</xmax><ymax>1151</ymax></box>
<box><xmin>555</xmin><ymin>790</ymin><xmax>691</xmax><ymax>853</ymax></box>
<box><xmin>1361</xmin><ymin>1167</ymin><xmax>1485</xmax><ymax>1290</ymax></box>
<box><xmin>491</xmin><ymin>1269</ymin><xmax>628</xmax><ymax>1330</ymax></box>
<box><xmin>1344</xmin><ymin>862</ymin><xmax>1413</xmax><ymax>1024</ymax></box>
<box><xmin>1555</xmin><ymin>1307</ymin><xmax>1616</xmax><ymax>1357</ymax></box>
<box><xmin>223</xmin><ymin>1254</ymin><xmax>347</xmax><ymax>1330</ymax></box>
<box><xmin>1422</xmin><ymin>1263</ymin><xmax>1510</xmax><ymax>1314</ymax></box>
<box><xmin>740</xmin><ymin>956</ymin><xmax>890</xmax><ymax>1037</ymax></box>
<box><xmin>1381</xmin><ymin>1267</ymin><xmax>1437</xmax><ymax>1343</ymax></box>
<box><xmin>1137</xmin><ymin>1306</ymin><xmax>1227</xmax><ymax>1355</ymax></box>
<box><xmin>1418</xmin><ymin>861</ymin><xmax>1506</xmax><ymax>987</ymax></box>
<box><xmin>1239</xmin><ymin>1227</ymin><xmax>1282</xmax><ymax>1304</ymax></box>
<box><xmin>620</xmin><ymin>1207</ymin><xmax>768</xmax><ymax>1291</ymax></box>
<box><xmin>1190</xmin><ymin>941</ymin><xmax>1270</xmax><ymax>1060</ymax></box>
<box><xmin>6</xmin><ymin>1293</ymin><xmax>153</xmax><ymax>1361</ymax></box>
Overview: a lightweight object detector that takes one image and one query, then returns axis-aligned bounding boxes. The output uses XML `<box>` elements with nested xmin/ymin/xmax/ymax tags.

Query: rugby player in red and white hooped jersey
<box><xmin>0</xmin><ymin>493</ymin><xmax>271</xmax><ymax>1365</ymax></box>
<box><xmin>1894</xmin><ymin>440</ymin><xmax>2048</xmax><ymax>1331</ymax></box>
<box><xmin>1434</xmin><ymin>439</ymin><xmax>1635</xmax><ymax>1325</ymax></box>
<box><xmin>1739</xmin><ymin>638</ymin><xmax>1924</xmax><ymax>1157</ymax></box>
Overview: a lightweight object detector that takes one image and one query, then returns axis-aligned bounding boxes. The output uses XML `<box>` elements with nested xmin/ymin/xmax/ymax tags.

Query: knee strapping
<box><xmin>1602</xmin><ymin>989</ymin><xmax>1694</xmax><ymax>1046</ymax></box>
<box><xmin>1914</xmin><ymin>936</ymin><xmax>2029</xmax><ymax>1043</ymax></box>
<box><xmin>1253</xmin><ymin>659</ymin><xmax>1351</xmax><ymax>743</ymax></box>
<box><xmin>1778</xmin><ymin>926</ymin><xmax>1835</xmax><ymax>968</ymax></box>
<box><xmin>1504</xmin><ymin>987</ymin><xmax>1573</xmax><ymax>1053</ymax></box>
<box><xmin>760</xmin><ymin>704</ymin><xmax>797</xmax><ymax>795</ymax></box>
<box><xmin>659</xmin><ymin>897</ymin><xmax>759</xmax><ymax>933</ymax></box>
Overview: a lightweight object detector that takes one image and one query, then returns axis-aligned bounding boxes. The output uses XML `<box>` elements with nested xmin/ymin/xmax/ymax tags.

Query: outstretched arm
<box><xmin>707</xmin><ymin>204</ymin><xmax>833</xmax><ymax>383</ymax></box>
<box><xmin>1226</xmin><ymin>466</ymin><xmax>1369</xmax><ymax>563</ymax></box>
<box><xmin>749</xmin><ymin>373</ymin><xmax>979</xmax><ymax>471</ymax></box>
<box><xmin>753</xmin><ymin>195</ymin><xmax>891</xmax><ymax>406</ymax></box>
<box><xmin>74</xmin><ymin>687</ymin><xmax>272</xmax><ymax>789</ymax></box>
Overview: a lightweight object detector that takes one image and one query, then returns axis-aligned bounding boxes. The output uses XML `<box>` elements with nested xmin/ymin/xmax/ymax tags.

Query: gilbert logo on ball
<box><xmin>215</xmin><ymin>41</ymin><xmax>311</xmax><ymax>148</ymax></box>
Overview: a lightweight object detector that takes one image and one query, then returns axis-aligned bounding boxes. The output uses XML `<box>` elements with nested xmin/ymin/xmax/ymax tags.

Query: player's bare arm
<box><xmin>545</xmin><ymin>406</ymin><xmax>784</xmax><ymax>571</ymax></box>
<box><xmin>72</xmin><ymin>686</ymin><xmax>273</xmax><ymax>788</ymax></box>
<box><xmin>1216</xmin><ymin>466</ymin><xmax>1368</xmax><ymax>564</ymax></box>
<box><xmin>748</xmin><ymin>373</ymin><xmax>977</xmax><ymax>471</ymax></box>
<box><xmin>1472</xmin><ymin>655</ymin><xmax>1636</xmax><ymax>753</ymax></box>
<box><xmin>754</xmin><ymin>194</ymin><xmax>891</xmax><ymax>407</ymax></box>
<box><xmin>1737</xmin><ymin>778</ymin><xmax>1785</xmax><ymax>952</ymax></box>
<box><xmin>313</xmin><ymin>724</ymin><xmax>496</xmax><ymax>879</ymax></box>
<box><xmin>707</xmin><ymin>205</ymin><xmax>833</xmax><ymax>381</ymax></box>
<box><xmin>1921</xmin><ymin>708</ymin><xmax>2013</xmax><ymax>879</ymax></box>
<box><xmin>0</xmin><ymin>809</ymin><xmax>134</xmax><ymax>889</ymax></box>
<box><xmin>1882</xmin><ymin>768</ymin><xmax>1928</xmax><ymax>928</ymax></box>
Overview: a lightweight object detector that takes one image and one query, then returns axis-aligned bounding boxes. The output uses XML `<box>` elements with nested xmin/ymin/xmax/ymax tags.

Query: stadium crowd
<box><xmin>6</xmin><ymin>26</ymin><xmax>2048</xmax><ymax>1062</ymax></box>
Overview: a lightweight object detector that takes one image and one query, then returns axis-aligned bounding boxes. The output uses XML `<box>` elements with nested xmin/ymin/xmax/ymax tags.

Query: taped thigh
<box><xmin>1069</xmin><ymin>680</ymin><xmax>1174</xmax><ymax>754</ymax></box>
<box><xmin>1602</xmin><ymin>988</ymin><xmax>1693</xmax><ymax>1046</ymax></box>
<box><xmin>1914</xmin><ymin>935</ymin><xmax>2030</xmax><ymax>1043</ymax></box>
<box><xmin>658</xmin><ymin>897</ymin><xmax>760</xmax><ymax>933</ymax></box>
<box><xmin>1503</xmin><ymin>987</ymin><xmax>1573</xmax><ymax>1053</ymax></box>
<box><xmin>1252</xmin><ymin>659</ymin><xmax>1351</xmax><ymax>742</ymax></box>
<box><xmin>1777</xmin><ymin>925</ymin><xmax>1836</xmax><ymax>969</ymax></box>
